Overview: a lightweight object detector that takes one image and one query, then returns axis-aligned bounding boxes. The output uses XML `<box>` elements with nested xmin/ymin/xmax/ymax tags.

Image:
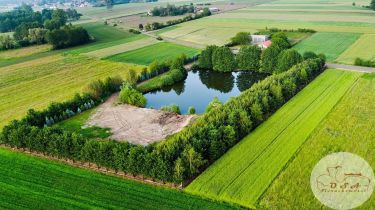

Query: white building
<box><xmin>251</xmin><ymin>35</ymin><xmax>270</xmax><ymax>44</ymax></box>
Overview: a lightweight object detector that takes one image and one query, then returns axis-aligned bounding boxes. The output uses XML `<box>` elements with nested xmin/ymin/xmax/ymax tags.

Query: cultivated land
<box><xmin>260</xmin><ymin>73</ymin><xmax>375</xmax><ymax>210</ymax></box>
<box><xmin>0</xmin><ymin>44</ymin><xmax>51</xmax><ymax>60</ymax></box>
<box><xmin>293</xmin><ymin>32</ymin><xmax>361</xmax><ymax>61</ymax></box>
<box><xmin>106</xmin><ymin>42</ymin><xmax>200</xmax><ymax>65</ymax></box>
<box><xmin>336</xmin><ymin>34</ymin><xmax>375</xmax><ymax>64</ymax></box>
<box><xmin>0</xmin><ymin>55</ymin><xmax>144</xmax><ymax>129</ymax></box>
<box><xmin>0</xmin><ymin>148</ymin><xmax>239</xmax><ymax>210</ymax></box>
<box><xmin>186</xmin><ymin>69</ymin><xmax>362</xmax><ymax>208</ymax></box>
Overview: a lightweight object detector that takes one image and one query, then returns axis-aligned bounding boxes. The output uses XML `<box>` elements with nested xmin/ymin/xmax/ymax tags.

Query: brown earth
<box><xmin>85</xmin><ymin>94</ymin><xmax>194</xmax><ymax>145</ymax></box>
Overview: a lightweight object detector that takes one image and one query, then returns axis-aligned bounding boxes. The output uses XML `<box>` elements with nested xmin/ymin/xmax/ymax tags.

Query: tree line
<box><xmin>150</xmin><ymin>4</ymin><xmax>195</xmax><ymax>16</ymax></box>
<box><xmin>0</xmin><ymin>5</ymin><xmax>89</xmax><ymax>50</ymax></box>
<box><xmin>1</xmin><ymin>56</ymin><xmax>325</xmax><ymax>184</ymax></box>
<box><xmin>196</xmin><ymin>32</ymin><xmax>325</xmax><ymax>74</ymax></box>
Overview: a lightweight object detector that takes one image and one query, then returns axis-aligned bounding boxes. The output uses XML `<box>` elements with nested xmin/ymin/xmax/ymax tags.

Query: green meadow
<box><xmin>0</xmin><ymin>148</ymin><xmax>239</xmax><ymax>210</ymax></box>
<box><xmin>106</xmin><ymin>42</ymin><xmax>199</xmax><ymax>65</ymax></box>
<box><xmin>185</xmin><ymin>69</ymin><xmax>362</xmax><ymax>208</ymax></box>
<box><xmin>260</xmin><ymin>73</ymin><xmax>375</xmax><ymax>210</ymax></box>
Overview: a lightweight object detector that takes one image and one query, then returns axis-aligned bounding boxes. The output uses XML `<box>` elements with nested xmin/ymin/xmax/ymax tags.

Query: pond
<box><xmin>144</xmin><ymin>70</ymin><xmax>267</xmax><ymax>114</ymax></box>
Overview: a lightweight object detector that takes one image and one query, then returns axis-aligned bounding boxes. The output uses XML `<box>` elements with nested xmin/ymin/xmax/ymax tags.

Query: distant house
<box><xmin>251</xmin><ymin>35</ymin><xmax>272</xmax><ymax>49</ymax></box>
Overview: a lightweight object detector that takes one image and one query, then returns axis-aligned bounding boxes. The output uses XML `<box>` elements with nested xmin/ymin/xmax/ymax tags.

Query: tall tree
<box><xmin>230</xmin><ymin>32</ymin><xmax>251</xmax><ymax>45</ymax></box>
<box><xmin>198</xmin><ymin>45</ymin><xmax>218</xmax><ymax>69</ymax></box>
<box><xmin>260</xmin><ymin>45</ymin><xmax>282</xmax><ymax>73</ymax></box>
<box><xmin>276</xmin><ymin>49</ymin><xmax>303</xmax><ymax>73</ymax></box>
<box><xmin>237</xmin><ymin>45</ymin><xmax>261</xmax><ymax>71</ymax></box>
<box><xmin>212</xmin><ymin>46</ymin><xmax>237</xmax><ymax>72</ymax></box>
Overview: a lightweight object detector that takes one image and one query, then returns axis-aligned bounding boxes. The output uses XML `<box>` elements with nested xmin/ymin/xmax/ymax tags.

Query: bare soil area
<box><xmin>85</xmin><ymin>94</ymin><xmax>194</xmax><ymax>145</ymax></box>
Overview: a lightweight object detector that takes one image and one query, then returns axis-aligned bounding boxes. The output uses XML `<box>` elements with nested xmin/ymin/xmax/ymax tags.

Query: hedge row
<box><xmin>0</xmin><ymin>58</ymin><xmax>325</xmax><ymax>183</ymax></box>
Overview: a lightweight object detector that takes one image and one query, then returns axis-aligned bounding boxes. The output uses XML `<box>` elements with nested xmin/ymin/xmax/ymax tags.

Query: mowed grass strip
<box><xmin>0</xmin><ymin>55</ymin><xmax>144</xmax><ymax>129</ymax></box>
<box><xmin>105</xmin><ymin>42</ymin><xmax>199</xmax><ymax>65</ymax></box>
<box><xmin>0</xmin><ymin>44</ymin><xmax>51</xmax><ymax>60</ymax></box>
<box><xmin>185</xmin><ymin>69</ymin><xmax>361</xmax><ymax>208</ymax></box>
<box><xmin>0</xmin><ymin>148</ymin><xmax>239</xmax><ymax>210</ymax></box>
<box><xmin>293</xmin><ymin>32</ymin><xmax>361</xmax><ymax>61</ymax></box>
<box><xmin>336</xmin><ymin>34</ymin><xmax>375</xmax><ymax>64</ymax></box>
<box><xmin>260</xmin><ymin>73</ymin><xmax>375</xmax><ymax>209</ymax></box>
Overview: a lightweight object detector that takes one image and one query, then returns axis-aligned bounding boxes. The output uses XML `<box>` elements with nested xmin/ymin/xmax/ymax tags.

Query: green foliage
<box><xmin>46</xmin><ymin>25</ymin><xmax>90</xmax><ymax>49</ymax></box>
<box><xmin>150</xmin><ymin>4</ymin><xmax>194</xmax><ymax>16</ymax></box>
<box><xmin>119</xmin><ymin>83</ymin><xmax>147</xmax><ymax>107</ymax></box>
<box><xmin>198</xmin><ymin>45</ymin><xmax>218</xmax><ymax>70</ymax></box>
<box><xmin>188</xmin><ymin>106</ymin><xmax>196</xmax><ymax>114</ymax></box>
<box><xmin>371</xmin><ymin>0</ymin><xmax>375</xmax><ymax>10</ymax></box>
<box><xmin>237</xmin><ymin>45</ymin><xmax>261</xmax><ymax>71</ymax></box>
<box><xmin>272</xmin><ymin>37</ymin><xmax>291</xmax><ymax>50</ymax></box>
<box><xmin>276</xmin><ymin>49</ymin><xmax>303</xmax><ymax>73</ymax></box>
<box><xmin>160</xmin><ymin>104</ymin><xmax>181</xmax><ymax>114</ymax></box>
<box><xmin>260</xmin><ymin>45</ymin><xmax>282</xmax><ymax>73</ymax></box>
<box><xmin>138</xmin><ymin>67</ymin><xmax>187</xmax><ymax>93</ymax></box>
<box><xmin>0</xmin><ymin>35</ymin><xmax>18</xmax><ymax>50</ymax></box>
<box><xmin>212</xmin><ymin>46</ymin><xmax>237</xmax><ymax>72</ymax></box>
<box><xmin>206</xmin><ymin>97</ymin><xmax>223</xmax><ymax>113</ymax></box>
<box><xmin>302</xmin><ymin>51</ymin><xmax>318</xmax><ymax>60</ymax></box>
<box><xmin>354</xmin><ymin>57</ymin><xmax>375</xmax><ymax>67</ymax></box>
<box><xmin>230</xmin><ymin>32</ymin><xmax>251</xmax><ymax>45</ymax></box>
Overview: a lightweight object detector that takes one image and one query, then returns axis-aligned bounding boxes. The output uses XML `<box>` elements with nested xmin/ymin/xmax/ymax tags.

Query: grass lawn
<box><xmin>293</xmin><ymin>32</ymin><xmax>361</xmax><ymax>61</ymax></box>
<box><xmin>0</xmin><ymin>148</ymin><xmax>239</xmax><ymax>210</ymax></box>
<box><xmin>336</xmin><ymin>34</ymin><xmax>375</xmax><ymax>64</ymax></box>
<box><xmin>0</xmin><ymin>55</ymin><xmax>144</xmax><ymax>129</ymax></box>
<box><xmin>67</xmin><ymin>22</ymin><xmax>146</xmax><ymax>55</ymax></box>
<box><xmin>185</xmin><ymin>69</ymin><xmax>362</xmax><ymax>208</ymax></box>
<box><xmin>105</xmin><ymin>42</ymin><xmax>200</xmax><ymax>65</ymax></box>
<box><xmin>55</xmin><ymin>109</ymin><xmax>111</xmax><ymax>139</ymax></box>
<box><xmin>260</xmin><ymin>73</ymin><xmax>375</xmax><ymax>210</ymax></box>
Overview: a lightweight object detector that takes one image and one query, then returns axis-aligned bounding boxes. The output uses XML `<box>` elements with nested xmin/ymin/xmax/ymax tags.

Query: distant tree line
<box><xmin>0</xmin><ymin>5</ymin><xmax>88</xmax><ymax>50</ymax></box>
<box><xmin>141</xmin><ymin>8</ymin><xmax>211</xmax><ymax>31</ymax></box>
<box><xmin>1</xmin><ymin>56</ymin><xmax>325</xmax><ymax>184</ymax></box>
<box><xmin>150</xmin><ymin>4</ymin><xmax>195</xmax><ymax>16</ymax></box>
<box><xmin>196</xmin><ymin>32</ymin><xmax>325</xmax><ymax>74</ymax></box>
<box><xmin>355</xmin><ymin>58</ymin><xmax>375</xmax><ymax>67</ymax></box>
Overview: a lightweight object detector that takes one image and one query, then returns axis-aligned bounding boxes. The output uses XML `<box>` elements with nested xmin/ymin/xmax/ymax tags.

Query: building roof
<box><xmin>262</xmin><ymin>40</ymin><xmax>272</xmax><ymax>48</ymax></box>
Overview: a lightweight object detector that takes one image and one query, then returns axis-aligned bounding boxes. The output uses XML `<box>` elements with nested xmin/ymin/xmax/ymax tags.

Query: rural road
<box><xmin>326</xmin><ymin>63</ymin><xmax>375</xmax><ymax>73</ymax></box>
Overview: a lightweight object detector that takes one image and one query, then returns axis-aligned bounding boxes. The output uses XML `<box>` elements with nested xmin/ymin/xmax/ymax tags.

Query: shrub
<box><xmin>237</xmin><ymin>45</ymin><xmax>261</xmax><ymax>71</ymax></box>
<box><xmin>303</xmin><ymin>51</ymin><xmax>318</xmax><ymax>60</ymax></box>
<box><xmin>161</xmin><ymin>104</ymin><xmax>181</xmax><ymax>114</ymax></box>
<box><xmin>188</xmin><ymin>106</ymin><xmax>196</xmax><ymax>114</ymax></box>
<box><xmin>354</xmin><ymin>57</ymin><xmax>375</xmax><ymax>67</ymax></box>
<box><xmin>230</xmin><ymin>32</ymin><xmax>251</xmax><ymax>45</ymax></box>
<box><xmin>118</xmin><ymin>83</ymin><xmax>147</xmax><ymax>107</ymax></box>
<box><xmin>46</xmin><ymin>25</ymin><xmax>90</xmax><ymax>49</ymax></box>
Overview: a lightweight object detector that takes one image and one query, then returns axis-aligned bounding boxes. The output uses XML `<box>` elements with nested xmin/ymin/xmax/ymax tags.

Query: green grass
<box><xmin>293</xmin><ymin>32</ymin><xmax>361</xmax><ymax>61</ymax></box>
<box><xmin>106</xmin><ymin>42</ymin><xmax>199</xmax><ymax>65</ymax></box>
<box><xmin>67</xmin><ymin>22</ymin><xmax>146</xmax><ymax>55</ymax></box>
<box><xmin>0</xmin><ymin>148</ymin><xmax>240</xmax><ymax>210</ymax></box>
<box><xmin>55</xmin><ymin>109</ymin><xmax>111</xmax><ymax>139</ymax></box>
<box><xmin>260</xmin><ymin>73</ymin><xmax>375</xmax><ymax>210</ymax></box>
<box><xmin>336</xmin><ymin>34</ymin><xmax>375</xmax><ymax>64</ymax></box>
<box><xmin>185</xmin><ymin>69</ymin><xmax>362</xmax><ymax>208</ymax></box>
<box><xmin>0</xmin><ymin>55</ymin><xmax>144</xmax><ymax>129</ymax></box>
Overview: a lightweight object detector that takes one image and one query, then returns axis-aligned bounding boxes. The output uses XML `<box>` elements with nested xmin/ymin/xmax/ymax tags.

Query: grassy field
<box><xmin>185</xmin><ymin>69</ymin><xmax>362</xmax><ymax>208</ymax></box>
<box><xmin>0</xmin><ymin>45</ymin><xmax>51</xmax><ymax>60</ymax></box>
<box><xmin>293</xmin><ymin>32</ymin><xmax>361</xmax><ymax>61</ymax></box>
<box><xmin>0</xmin><ymin>55</ymin><xmax>144</xmax><ymax>129</ymax></box>
<box><xmin>67</xmin><ymin>22</ymin><xmax>146</xmax><ymax>55</ymax></box>
<box><xmin>336</xmin><ymin>34</ymin><xmax>375</xmax><ymax>64</ymax></box>
<box><xmin>106</xmin><ymin>42</ymin><xmax>199</xmax><ymax>65</ymax></box>
<box><xmin>0</xmin><ymin>148</ymin><xmax>239</xmax><ymax>210</ymax></box>
<box><xmin>260</xmin><ymin>73</ymin><xmax>375</xmax><ymax>210</ymax></box>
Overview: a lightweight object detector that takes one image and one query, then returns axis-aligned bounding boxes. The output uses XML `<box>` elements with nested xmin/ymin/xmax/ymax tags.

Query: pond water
<box><xmin>144</xmin><ymin>70</ymin><xmax>267</xmax><ymax>114</ymax></box>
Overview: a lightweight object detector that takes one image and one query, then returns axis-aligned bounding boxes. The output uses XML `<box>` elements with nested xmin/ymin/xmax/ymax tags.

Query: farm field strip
<box><xmin>260</xmin><ymin>73</ymin><xmax>375</xmax><ymax>209</ymax></box>
<box><xmin>0</xmin><ymin>148</ymin><xmax>239</xmax><ymax>210</ymax></box>
<box><xmin>85</xmin><ymin>37</ymin><xmax>159</xmax><ymax>58</ymax></box>
<box><xmin>293</xmin><ymin>32</ymin><xmax>361</xmax><ymax>61</ymax></box>
<box><xmin>186</xmin><ymin>69</ymin><xmax>362</xmax><ymax>208</ymax></box>
<box><xmin>105</xmin><ymin>42</ymin><xmax>200</xmax><ymax>65</ymax></box>
<box><xmin>336</xmin><ymin>33</ymin><xmax>375</xmax><ymax>64</ymax></box>
<box><xmin>0</xmin><ymin>55</ymin><xmax>144</xmax><ymax>129</ymax></box>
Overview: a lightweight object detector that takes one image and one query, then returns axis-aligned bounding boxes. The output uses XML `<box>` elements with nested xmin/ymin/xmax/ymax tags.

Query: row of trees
<box><xmin>141</xmin><ymin>8</ymin><xmax>211</xmax><ymax>31</ymax></box>
<box><xmin>197</xmin><ymin>32</ymin><xmax>324</xmax><ymax>74</ymax></box>
<box><xmin>1</xmin><ymin>57</ymin><xmax>326</xmax><ymax>183</ymax></box>
<box><xmin>354</xmin><ymin>57</ymin><xmax>375</xmax><ymax>67</ymax></box>
<box><xmin>150</xmin><ymin>4</ymin><xmax>195</xmax><ymax>16</ymax></box>
<box><xmin>46</xmin><ymin>25</ymin><xmax>91</xmax><ymax>49</ymax></box>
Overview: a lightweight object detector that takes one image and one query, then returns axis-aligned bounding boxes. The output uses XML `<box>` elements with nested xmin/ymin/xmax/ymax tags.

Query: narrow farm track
<box><xmin>185</xmin><ymin>69</ymin><xmax>362</xmax><ymax>208</ymax></box>
<box><xmin>327</xmin><ymin>63</ymin><xmax>375</xmax><ymax>73</ymax></box>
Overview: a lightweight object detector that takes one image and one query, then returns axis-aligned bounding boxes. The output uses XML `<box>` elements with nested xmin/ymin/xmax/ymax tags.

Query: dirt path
<box><xmin>85</xmin><ymin>94</ymin><xmax>195</xmax><ymax>145</ymax></box>
<box><xmin>326</xmin><ymin>63</ymin><xmax>375</xmax><ymax>73</ymax></box>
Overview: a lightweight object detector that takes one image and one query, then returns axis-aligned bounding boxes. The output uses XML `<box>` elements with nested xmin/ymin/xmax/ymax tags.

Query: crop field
<box><xmin>0</xmin><ymin>55</ymin><xmax>144</xmax><ymax>129</ymax></box>
<box><xmin>106</xmin><ymin>42</ymin><xmax>199</xmax><ymax>65</ymax></box>
<box><xmin>66</xmin><ymin>22</ymin><xmax>146</xmax><ymax>55</ymax></box>
<box><xmin>0</xmin><ymin>148</ymin><xmax>239</xmax><ymax>210</ymax></box>
<box><xmin>336</xmin><ymin>34</ymin><xmax>375</xmax><ymax>64</ymax></box>
<box><xmin>0</xmin><ymin>44</ymin><xmax>51</xmax><ymax>60</ymax></box>
<box><xmin>185</xmin><ymin>69</ymin><xmax>362</xmax><ymax>208</ymax></box>
<box><xmin>260</xmin><ymin>73</ymin><xmax>375</xmax><ymax>210</ymax></box>
<box><xmin>293</xmin><ymin>32</ymin><xmax>361</xmax><ymax>61</ymax></box>
<box><xmin>158</xmin><ymin>0</ymin><xmax>375</xmax><ymax>46</ymax></box>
